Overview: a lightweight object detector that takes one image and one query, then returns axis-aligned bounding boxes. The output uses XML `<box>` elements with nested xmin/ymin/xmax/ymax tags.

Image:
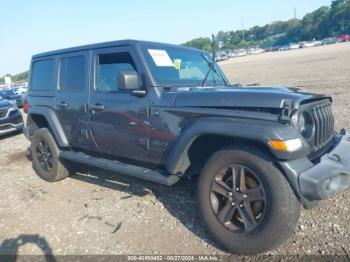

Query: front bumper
<box><xmin>281</xmin><ymin>133</ymin><xmax>350</xmax><ymax>202</ymax></box>
<box><xmin>0</xmin><ymin>109</ymin><xmax>24</xmax><ymax>136</ymax></box>
<box><xmin>299</xmin><ymin>133</ymin><xmax>350</xmax><ymax>200</ymax></box>
<box><xmin>0</xmin><ymin>123</ymin><xmax>24</xmax><ymax>136</ymax></box>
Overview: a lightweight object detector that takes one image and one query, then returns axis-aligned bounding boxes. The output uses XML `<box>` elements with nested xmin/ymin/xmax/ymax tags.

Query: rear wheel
<box><xmin>197</xmin><ymin>148</ymin><xmax>301</xmax><ymax>255</ymax></box>
<box><xmin>31</xmin><ymin>128</ymin><xmax>73</xmax><ymax>182</ymax></box>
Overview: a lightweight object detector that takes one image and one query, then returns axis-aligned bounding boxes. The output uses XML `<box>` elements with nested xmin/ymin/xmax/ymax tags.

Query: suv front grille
<box><xmin>0</xmin><ymin>108</ymin><xmax>9</xmax><ymax>119</ymax></box>
<box><xmin>311</xmin><ymin>102</ymin><xmax>334</xmax><ymax>151</ymax></box>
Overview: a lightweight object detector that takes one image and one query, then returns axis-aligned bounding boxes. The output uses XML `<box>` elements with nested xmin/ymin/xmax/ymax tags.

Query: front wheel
<box><xmin>197</xmin><ymin>148</ymin><xmax>301</xmax><ymax>255</ymax></box>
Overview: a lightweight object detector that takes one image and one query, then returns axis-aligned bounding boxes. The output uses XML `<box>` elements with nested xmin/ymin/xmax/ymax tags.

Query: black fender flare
<box><xmin>27</xmin><ymin>106</ymin><xmax>69</xmax><ymax>147</ymax></box>
<box><xmin>166</xmin><ymin>117</ymin><xmax>308</xmax><ymax>175</ymax></box>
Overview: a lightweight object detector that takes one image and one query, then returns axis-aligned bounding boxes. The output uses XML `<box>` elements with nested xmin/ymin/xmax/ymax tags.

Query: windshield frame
<box><xmin>137</xmin><ymin>43</ymin><xmax>230</xmax><ymax>88</ymax></box>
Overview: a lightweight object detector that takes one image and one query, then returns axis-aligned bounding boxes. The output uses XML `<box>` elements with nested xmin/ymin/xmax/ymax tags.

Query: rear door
<box><xmin>88</xmin><ymin>47</ymin><xmax>151</xmax><ymax>161</ymax></box>
<box><xmin>54</xmin><ymin>51</ymin><xmax>91</xmax><ymax>149</ymax></box>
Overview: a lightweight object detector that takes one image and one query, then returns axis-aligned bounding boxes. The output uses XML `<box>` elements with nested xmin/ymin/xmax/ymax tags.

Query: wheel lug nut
<box><xmin>243</xmin><ymin>194</ymin><xmax>247</xmax><ymax>199</ymax></box>
<box><xmin>239</xmin><ymin>203</ymin><xmax>243</xmax><ymax>208</ymax></box>
<box><xmin>228</xmin><ymin>192</ymin><xmax>233</xmax><ymax>196</ymax></box>
<box><xmin>236</xmin><ymin>188</ymin><xmax>240</xmax><ymax>192</ymax></box>
<box><xmin>231</xmin><ymin>202</ymin><xmax>235</xmax><ymax>206</ymax></box>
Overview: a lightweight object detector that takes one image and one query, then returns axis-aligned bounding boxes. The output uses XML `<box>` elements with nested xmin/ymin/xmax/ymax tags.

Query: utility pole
<box><xmin>241</xmin><ymin>17</ymin><xmax>245</xmax><ymax>41</ymax></box>
<box><xmin>294</xmin><ymin>6</ymin><xmax>297</xmax><ymax>19</ymax></box>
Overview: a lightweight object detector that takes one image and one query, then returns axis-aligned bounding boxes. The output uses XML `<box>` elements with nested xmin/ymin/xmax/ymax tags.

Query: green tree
<box><xmin>184</xmin><ymin>0</ymin><xmax>349</xmax><ymax>51</ymax></box>
<box><xmin>183</xmin><ymin>37</ymin><xmax>212</xmax><ymax>52</ymax></box>
<box><xmin>330</xmin><ymin>0</ymin><xmax>350</xmax><ymax>34</ymax></box>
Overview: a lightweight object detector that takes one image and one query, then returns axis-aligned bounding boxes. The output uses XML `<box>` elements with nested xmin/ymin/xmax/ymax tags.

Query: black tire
<box><xmin>197</xmin><ymin>148</ymin><xmax>301</xmax><ymax>255</ymax></box>
<box><xmin>31</xmin><ymin>128</ymin><xmax>73</xmax><ymax>182</ymax></box>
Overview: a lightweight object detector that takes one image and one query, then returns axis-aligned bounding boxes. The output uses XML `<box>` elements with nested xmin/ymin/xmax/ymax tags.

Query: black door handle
<box><xmin>88</xmin><ymin>104</ymin><xmax>105</xmax><ymax>111</ymax></box>
<box><xmin>56</xmin><ymin>101</ymin><xmax>69</xmax><ymax>108</ymax></box>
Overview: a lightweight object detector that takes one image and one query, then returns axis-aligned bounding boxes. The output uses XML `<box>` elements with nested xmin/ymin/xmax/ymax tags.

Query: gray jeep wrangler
<box><xmin>24</xmin><ymin>40</ymin><xmax>350</xmax><ymax>255</ymax></box>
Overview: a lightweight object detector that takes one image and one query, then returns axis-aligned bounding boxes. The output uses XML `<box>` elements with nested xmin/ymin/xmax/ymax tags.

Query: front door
<box><xmin>88</xmin><ymin>47</ymin><xmax>150</xmax><ymax>161</ymax></box>
<box><xmin>54</xmin><ymin>51</ymin><xmax>90</xmax><ymax>149</ymax></box>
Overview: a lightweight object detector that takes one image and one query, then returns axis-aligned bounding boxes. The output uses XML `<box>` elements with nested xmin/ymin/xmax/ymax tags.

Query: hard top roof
<box><xmin>32</xmin><ymin>39</ymin><xmax>202</xmax><ymax>59</ymax></box>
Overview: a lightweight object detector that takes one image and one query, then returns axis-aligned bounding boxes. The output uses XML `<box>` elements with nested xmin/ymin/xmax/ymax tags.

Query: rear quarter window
<box><xmin>30</xmin><ymin>59</ymin><xmax>56</xmax><ymax>91</ymax></box>
<box><xmin>59</xmin><ymin>55</ymin><xmax>86</xmax><ymax>92</ymax></box>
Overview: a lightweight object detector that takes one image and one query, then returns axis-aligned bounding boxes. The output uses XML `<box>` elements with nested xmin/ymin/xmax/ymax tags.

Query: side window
<box><xmin>59</xmin><ymin>55</ymin><xmax>85</xmax><ymax>92</ymax></box>
<box><xmin>96</xmin><ymin>52</ymin><xmax>135</xmax><ymax>92</ymax></box>
<box><xmin>31</xmin><ymin>59</ymin><xmax>55</xmax><ymax>91</ymax></box>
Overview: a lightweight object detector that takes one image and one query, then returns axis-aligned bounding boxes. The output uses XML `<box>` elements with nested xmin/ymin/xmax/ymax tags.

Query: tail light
<box><xmin>23</xmin><ymin>102</ymin><xmax>29</xmax><ymax>113</ymax></box>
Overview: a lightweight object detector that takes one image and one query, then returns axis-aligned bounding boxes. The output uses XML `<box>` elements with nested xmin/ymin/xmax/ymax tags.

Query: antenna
<box><xmin>212</xmin><ymin>34</ymin><xmax>215</xmax><ymax>63</ymax></box>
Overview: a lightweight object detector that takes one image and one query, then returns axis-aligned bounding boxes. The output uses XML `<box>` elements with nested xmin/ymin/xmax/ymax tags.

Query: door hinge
<box><xmin>80</xmin><ymin>129</ymin><xmax>89</xmax><ymax>139</ymax></box>
<box><xmin>138</xmin><ymin>138</ymin><xmax>150</xmax><ymax>150</ymax></box>
<box><xmin>280</xmin><ymin>99</ymin><xmax>293</xmax><ymax>123</ymax></box>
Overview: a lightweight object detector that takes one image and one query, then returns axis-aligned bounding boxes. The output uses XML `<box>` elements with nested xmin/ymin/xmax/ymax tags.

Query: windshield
<box><xmin>141</xmin><ymin>46</ymin><xmax>228</xmax><ymax>87</ymax></box>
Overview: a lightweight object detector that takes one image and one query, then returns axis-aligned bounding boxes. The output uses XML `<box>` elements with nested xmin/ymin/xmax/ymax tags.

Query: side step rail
<box><xmin>59</xmin><ymin>151</ymin><xmax>180</xmax><ymax>186</ymax></box>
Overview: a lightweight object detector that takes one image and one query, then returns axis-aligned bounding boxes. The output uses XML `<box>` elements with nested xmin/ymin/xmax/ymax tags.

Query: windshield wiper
<box><xmin>201</xmin><ymin>54</ymin><xmax>227</xmax><ymax>87</ymax></box>
<box><xmin>201</xmin><ymin>35</ymin><xmax>228</xmax><ymax>87</ymax></box>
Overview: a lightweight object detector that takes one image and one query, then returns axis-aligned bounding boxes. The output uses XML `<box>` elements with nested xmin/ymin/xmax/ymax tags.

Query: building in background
<box><xmin>4</xmin><ymin>76</ymin><xmax>12</xmax><ymax>85</ymax></box>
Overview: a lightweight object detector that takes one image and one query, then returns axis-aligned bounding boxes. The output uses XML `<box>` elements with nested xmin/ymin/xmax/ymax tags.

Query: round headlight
<box><xmin>294</xmin><ymin>111</ymin><xmax>315</xmax><ymax>139</ymax></box>
<box><xmin>298</xmin><ymin>113</ymin><xmax>306</xmax><ymax>133</ymax></box>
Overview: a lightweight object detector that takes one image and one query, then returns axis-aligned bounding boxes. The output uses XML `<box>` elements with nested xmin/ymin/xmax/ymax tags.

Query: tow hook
<box><xmin>328</xmin><ymin>153</ymin><xmax>342</xmax><ymax>163</ymax></box>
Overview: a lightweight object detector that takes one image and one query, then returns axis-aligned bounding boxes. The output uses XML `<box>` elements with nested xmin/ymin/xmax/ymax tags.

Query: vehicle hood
<box><xmin>173</xmin><ymin>86</ymin><xmax>330</xmax><ymax>110</ymax></box>
<box><xmin>0</xmin><ymin>99</ymin><xmax>13</xmax><ymax>108</ymax></box>
<box><xmin>5</xmin><ymin>94</ymin><xmax>21</xmax><ymax>100</ymax></box>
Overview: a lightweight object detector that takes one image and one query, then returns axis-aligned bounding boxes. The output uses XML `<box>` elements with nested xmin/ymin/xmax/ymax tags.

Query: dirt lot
<box><xmin>1</xmin><ymin>43</ymin><xmax>350</xmax><ymax>258</ymax></box>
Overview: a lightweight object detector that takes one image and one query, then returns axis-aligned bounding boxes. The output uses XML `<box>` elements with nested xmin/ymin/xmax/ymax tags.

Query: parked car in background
<box><xmin>220</xmin><ymin>52</ymin><xmax>228</xmax><ymax>61</ymax></box>
<box><xmin>278</xmin><ymin>45</ymin><xmax>290</xmax><ymax>51</ymax></box>
<box><xmin>227</xmin><ymin>52</ymin><xmax>236</xmax><ymax>58</ymax></box>
<box><xmin>214</xmin><ymin>54</ymin><xmax>222</xmax><ymax>62</ymax></box>
<box><xmin>0</xmin><ymin>89</ymin><xmax>23</xmax><ymax>108</ymax></box>
<box><xmin>339</xmin><ymin>34</ymin><xmax>349</xmax><ymax>42</ymax></box>
<box><xmin>248</xmin><ymin>47</ymin><xmax>265</xmax><ymax>55</ymax></box>
<box><xmin>272</xmin><ymin>45</ymin><xmax>281</xmax><ymax>52</ymax></box>
<box><xmin>15</xmin><ymin>85</ymin><xmax>28</xmax><ymax>94</ymax></box>
<box><xmin>0</xmin><ymin>95</ymin><xmax>23</xmax><ymax>136</ymax></box>
<box><xmin>289</xmin><ymin>43</ymin><xmax>300</xmax><ymax>50</ymax></box>
<box><xmin>299</xmin><ymin>41</ymin><xmax>317</xmax><ymax>48</ymax></box>
<box><xmin>235</xmin><ymin>48</ymin><xmax>247</xmax><ymax>57</ymax></box>
<box><xmin>321</xmin><ymin>37</ymin><xmax>338</xmax><ymax>45</ymax></box>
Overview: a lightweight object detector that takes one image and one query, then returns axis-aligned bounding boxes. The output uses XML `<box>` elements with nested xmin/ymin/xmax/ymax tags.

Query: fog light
<box><xmin>323</xmin><ymin>174</ymin><xmax>349</xmax><ymax>192</ymax></box>
<box><xmin>329</xmin><ymin>176</ymin><xmax>342</xmax><ymax>191</ymax></box>
<box><xmin>323</xmin><ymin>178</ymin><xmax>331</xmax><ymax>191</ymax></box>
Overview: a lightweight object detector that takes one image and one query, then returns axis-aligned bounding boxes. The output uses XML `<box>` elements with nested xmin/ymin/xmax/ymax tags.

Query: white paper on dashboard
<box><xmin>148</xmin><ymin>49</ymin><xmax>174</xmax><ymax>67</ymax></box>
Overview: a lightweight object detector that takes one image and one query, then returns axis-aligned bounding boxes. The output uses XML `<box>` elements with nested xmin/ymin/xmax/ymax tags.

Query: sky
<box><xmin>0</xmin><ymin>0</ymin><xmax>332</xmax><ymax>76</ymax></box>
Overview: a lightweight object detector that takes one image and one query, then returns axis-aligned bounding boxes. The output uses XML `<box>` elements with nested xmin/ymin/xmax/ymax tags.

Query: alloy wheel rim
<box><xmin>36</xmin><ymin>140</ymin><xmax>53</xmax><ymax>172</ymax></box>
<box><xmin>210</xmin><ymin>164</ymin><xmax>266</xmax><ymax>233</ymax></box>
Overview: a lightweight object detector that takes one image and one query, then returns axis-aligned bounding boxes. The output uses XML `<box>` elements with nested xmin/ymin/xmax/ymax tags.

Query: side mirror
<box><xmin>118</xmin><ymin>70</ymin><xmax>141</xmax><ymax>91</ymax></box>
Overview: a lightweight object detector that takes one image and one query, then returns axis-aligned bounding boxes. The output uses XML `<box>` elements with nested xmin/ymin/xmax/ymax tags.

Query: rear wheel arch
<box><xmin>27</xmin><ymin>114</ymin><xmax>49</xmax><ymax>133</ymax></box>
<box><xmin>27</xmin><ymin>107</ymin><xmax>69</xmax><ymax>148</ymax></box>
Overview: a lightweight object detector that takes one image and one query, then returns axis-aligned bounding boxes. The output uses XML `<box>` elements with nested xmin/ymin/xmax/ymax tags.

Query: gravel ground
<box><xmin>1</xmin><ymin>42</ymin><xmax>350</xmax><ymax>259</ymax></box>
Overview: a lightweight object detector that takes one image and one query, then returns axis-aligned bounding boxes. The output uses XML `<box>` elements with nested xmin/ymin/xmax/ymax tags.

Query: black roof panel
<box><xmin>32</xmin><ymin>39</ymin><xmax>201</xmax><ymax>59</ymax></box>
